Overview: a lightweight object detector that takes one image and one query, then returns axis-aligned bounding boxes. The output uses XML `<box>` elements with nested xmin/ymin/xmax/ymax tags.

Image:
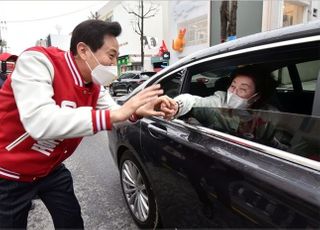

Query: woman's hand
<box><xmin>159</xmin><ymin>96</ymin><xmax>179</xmax><ymax>120</ymax></box>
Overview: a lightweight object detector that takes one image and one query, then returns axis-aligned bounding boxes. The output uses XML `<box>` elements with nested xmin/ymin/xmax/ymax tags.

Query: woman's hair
<box><xmin>230</xmin><ymin>66</ymin><xmax>278</xmax><ymax>109</ymax></box>
<box><xmin>70</xmin><ymin>20</ymin><xmax>122</xmax><ymax>55</ymax></box>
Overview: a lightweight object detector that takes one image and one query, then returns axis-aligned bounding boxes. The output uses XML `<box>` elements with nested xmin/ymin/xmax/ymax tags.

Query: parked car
<box><xmin>0</xmin><ymin>53</ymin><xmax>18</xmax><ymax>88</ymax></box>
<box><xmin>107</xmin><ymin>20</ymin><xmax>320</xmax><ymax>228</ymax></box>
<box><xmin>109</xmin><ymin>71</ymin><xmax>156</xmax><ymax>96</ymax></box>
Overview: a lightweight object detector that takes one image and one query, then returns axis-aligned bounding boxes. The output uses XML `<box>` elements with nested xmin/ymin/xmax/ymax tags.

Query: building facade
<box><xmin>97</xmin><ymin>1</ymin><xmax>164</xmax><ymax>73</ymax></box>
<box><xmin>97</xmin><ymin>0</ymin><xmax>320</xmax><ymax>68</ymax></box>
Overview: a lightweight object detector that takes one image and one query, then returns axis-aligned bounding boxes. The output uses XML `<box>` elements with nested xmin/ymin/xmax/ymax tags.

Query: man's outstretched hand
<box><xmin>110</xmin><ymin>85</ymin><xmax>178</xmax><ymax>123</ymax></box>
<box><xmin>136</xmin><ymin>95</ymin><xmax>176</xmax><ymax>119</ymax></box>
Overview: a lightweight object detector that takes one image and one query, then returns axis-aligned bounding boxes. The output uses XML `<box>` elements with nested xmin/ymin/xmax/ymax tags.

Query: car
<box><xmin>107</xmin><ymin>20</ymin><xmax>320</xmax><ymax>228</ymax></box>
<box><xmin>109</xmin><ymin>71</ymin><xmax>156</xmax><ymax>96</ymax></box>
<box><xmin>0</xmin><ymin>53</ymin><xmax>18</xmax><ymax>88</ymax></box>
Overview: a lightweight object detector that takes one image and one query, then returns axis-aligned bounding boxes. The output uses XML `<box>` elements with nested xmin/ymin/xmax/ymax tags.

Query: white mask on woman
<box><xmin>86</xmin><ymin>49</ymin><xmax>118</xmax><ymax>86</ymax></box>
<box><xmin>226</xmin><ymin>91</ymin><xmax>258</xmax><ymax>109</ymax></box>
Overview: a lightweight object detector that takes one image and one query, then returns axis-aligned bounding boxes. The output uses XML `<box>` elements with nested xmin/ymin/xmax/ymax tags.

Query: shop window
<box><xmin>283</xmin><ymin>1</ymin><xmax>305</xmax><ymax>27</ymax></box>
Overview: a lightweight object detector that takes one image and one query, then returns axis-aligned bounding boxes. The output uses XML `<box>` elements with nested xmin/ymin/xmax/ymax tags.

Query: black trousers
<box><xmin>0</xmin><ymin>164</ymin><xmax>84</xmax><ymax>229</ymax></box>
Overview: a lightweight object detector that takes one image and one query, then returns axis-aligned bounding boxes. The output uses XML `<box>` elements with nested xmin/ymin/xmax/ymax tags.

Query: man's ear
<box><xmin>77</xmin><ymin>42</ymin><xmax>89</xmax><ymax>60</ymax></box>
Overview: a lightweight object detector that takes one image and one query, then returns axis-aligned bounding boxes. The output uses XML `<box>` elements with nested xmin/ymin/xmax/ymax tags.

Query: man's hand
<box><xmin>110</xmin><ymin>84</ymin><xmax>164</xmax><ymax>123</ymax></box>
<box><xmin>136</xmin><ymin>95</ymin><xmax>177</xmax><ymax>119</ymax></box>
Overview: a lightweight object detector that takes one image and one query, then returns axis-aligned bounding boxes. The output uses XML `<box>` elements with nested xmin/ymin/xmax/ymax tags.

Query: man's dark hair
<box><xmin>230</xmin><ymin>66</ymin><xmax>278</xmax><ymax>109</ymax></box>
<box><xmin>70</xmin><ymin>20</ymin><xmax>122</xmax><ymax>54</ymax></box>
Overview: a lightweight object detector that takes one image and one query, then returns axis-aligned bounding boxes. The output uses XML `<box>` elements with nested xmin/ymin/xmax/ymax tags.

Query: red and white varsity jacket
<box><xmin>0</xmin><ymin>46</ymin><xmax>120</xmax><ymax>182</ymax></box>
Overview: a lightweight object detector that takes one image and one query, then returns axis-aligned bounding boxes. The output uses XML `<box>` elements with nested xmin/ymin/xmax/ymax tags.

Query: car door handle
<box><xmin>147</xmin><ymin>123</ymin><xmax>167</xmax><ymax>139</ymax></box>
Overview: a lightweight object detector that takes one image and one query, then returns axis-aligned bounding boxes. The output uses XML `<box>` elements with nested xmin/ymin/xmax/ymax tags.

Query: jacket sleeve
<box><xmin>174</xmin><ymin>91</ymin><xmax>226</xmax><ymax>117</ymax></box>
<box><xmin>11</xmin><ymin>50</ymin><xmax>112</xmax><ymax>140</ymax></box>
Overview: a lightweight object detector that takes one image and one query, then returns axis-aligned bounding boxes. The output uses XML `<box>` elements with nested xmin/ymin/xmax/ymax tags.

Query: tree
<box><xmin>220</xmin><ymin>0</ymin><xmax>238</xmax><ymax>43</ymax></box>
<box><xmin>89</xmin><ymin>11</ymin><xmax>100</xmax><ymax>20</ymax></box>
<box><xmin>122</xmin><ymin>0</ymin><xmax>159</xmax><ymax>69</ymax></box>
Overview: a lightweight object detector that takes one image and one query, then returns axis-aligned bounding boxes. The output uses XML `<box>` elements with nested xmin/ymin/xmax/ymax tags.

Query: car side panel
<box><xmin>139</xmin><ymin>117</ymin><xmax>320</xmax><ymax>228</ymax></box>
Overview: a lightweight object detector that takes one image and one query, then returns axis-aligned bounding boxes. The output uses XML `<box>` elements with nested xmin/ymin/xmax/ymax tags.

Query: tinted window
<box><xmin>187</xmin><ymin>107</ymin><xmax>320</xmax><ymax>161</ymax></box>
<box><xmin>159</xmin><ymin>69</ymin><xmax>185</xmax><ymax>98</ymax></box>
<box><xmin>174</xmin><ymin>41</ymin><xmax>320</xmax><ymax>162</ymax></box>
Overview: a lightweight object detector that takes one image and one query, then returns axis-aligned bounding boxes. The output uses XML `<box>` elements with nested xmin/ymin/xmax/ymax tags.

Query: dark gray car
<box><xmin>109</xmin><ymin>71</ymin><xmax>156</xmax><ymax>96</ymax></box>
<box><xmin>107</xmin><ymin>20</ymin><xmax>320</xmax><ymax>228</ymax></box>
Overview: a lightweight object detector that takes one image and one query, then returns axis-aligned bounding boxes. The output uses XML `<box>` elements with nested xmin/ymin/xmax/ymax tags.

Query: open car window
<box><xmin>164</xmin><ymin>40</ymin><xmax>320</xmax><ymax>163</ymax></box>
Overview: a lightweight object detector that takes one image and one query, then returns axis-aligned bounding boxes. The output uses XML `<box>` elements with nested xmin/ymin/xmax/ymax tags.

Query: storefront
<box><xmin>117</xmin><ymin>55</ymin><xmax>142</xmax><ymax>74</ymax></box>
<box><xmin>262</xmin><ymin>0</ymin><xmax>318</xmax><ymax>31</ymax></box>
<box><xmin>151</xmin><ymin>51</ymin><xmax>170</xmax><ymax>72</ymax></box>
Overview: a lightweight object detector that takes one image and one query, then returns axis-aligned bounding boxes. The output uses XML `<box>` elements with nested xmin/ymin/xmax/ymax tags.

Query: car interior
<box><xmin>184</xmin><ymin>46</ymin><xmax>320</xmax><ymax>116</ymax></box>
<box><xmin>151</xmin><ymin>41</ymin><xmax>319</xmax><ymax>161</ymax></box>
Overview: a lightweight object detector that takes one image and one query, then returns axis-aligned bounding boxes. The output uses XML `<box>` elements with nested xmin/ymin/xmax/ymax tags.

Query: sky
<box><xmin>0</xmin><ymin>1</ymin><xmax>107</xmax><ymax>54</ymax></box>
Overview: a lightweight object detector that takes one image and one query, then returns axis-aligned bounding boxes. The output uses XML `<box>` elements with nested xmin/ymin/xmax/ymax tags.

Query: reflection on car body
<box><xmin>107</xmin><ymin>20</ymin><xmax>320</xmax><ymax>228</ymax></box>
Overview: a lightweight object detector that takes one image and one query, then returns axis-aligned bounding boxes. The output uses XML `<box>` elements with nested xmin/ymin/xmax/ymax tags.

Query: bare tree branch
<box><xmin>121</xmin><ymin>0</ymin><xmax>160</xmax><ymax>68</ymax></box>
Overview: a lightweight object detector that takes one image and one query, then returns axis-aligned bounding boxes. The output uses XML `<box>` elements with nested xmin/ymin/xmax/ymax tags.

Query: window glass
<box><xmin>186</xmin><ymin>107</ymin><xmax>320</xmax><ymax>162</ymax></box>
<box><xmin>283</xmin><ymin>1</ymin><xmax>305</xmax><ymax>27</ymax></box>
<box><xmin>173</xmin><ymin>41</ymin><xmax>320</xmax><ymax>161</ymax></box>
<box><xmin>297</xmin><ymin>60</ymin><xmax>320</xmax><ymax>91</ymax></box>
<box><xmin>273</xmin><ymin>67</ymin><xmax>292</xmax><ymax>90</ymax></box>
<box><xmin>159</xmin><ymin>70</ymin><xmax>185</xmax><ymax>98</ymax></box>
<box><xmin>189</xmin><ymin>68</ymin><xmax>233</xmax><ymax>97</ymax></box>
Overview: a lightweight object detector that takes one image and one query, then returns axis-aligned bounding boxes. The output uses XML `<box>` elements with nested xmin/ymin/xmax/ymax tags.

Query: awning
<box><xmin>0</xmin><ymin>53</ymin><xmax>18</xmax><ymax>62</ymax></box>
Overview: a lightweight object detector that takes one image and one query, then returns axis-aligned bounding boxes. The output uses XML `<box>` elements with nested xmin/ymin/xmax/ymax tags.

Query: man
<box><xmin>0</xmin><ymin>20</ymin><xmax>174</xmax><ymax>228</ymax></box>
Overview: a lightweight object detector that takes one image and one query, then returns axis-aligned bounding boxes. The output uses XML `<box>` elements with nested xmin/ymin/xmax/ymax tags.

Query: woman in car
<box><xmin>171</xmin><ymin>66</ymin><xmax>278</xmax><ymax>118</ymax></box>
<box><xmin>161</xmin><ymin>66</ymin><xmax>286</xmax><ymax>146</ymax></box>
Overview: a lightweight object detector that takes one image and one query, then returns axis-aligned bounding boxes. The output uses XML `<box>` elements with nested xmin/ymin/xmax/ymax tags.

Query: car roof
<box><xmin>160</xmin><ymin>20</ymin><xmax>320</xmax><ymax>76</ymax></box>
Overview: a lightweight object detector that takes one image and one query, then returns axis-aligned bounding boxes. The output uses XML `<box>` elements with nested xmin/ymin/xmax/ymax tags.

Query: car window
<box><xmin>158</xmin><ymin>69</ymin><xmax>185</xmax><ymax>98</ymax></box>
<box><xmin>297</xmin><ymin>60</ymin><xmax>320</xmax><ymax>91</ymax></box>
<box><xmin>273</xmin><ymin>60</ymin><xmax>320</xmax><ymax>92</ymax></box>
<box><xmin>172</xmin><ymin>40</ymin><xmax>320</xmax><ymax>162</ymax></box>
<box><xmin>189</xmin><ymin>68</ymin><xmax>234</xmax><ymax>97</ymax></box>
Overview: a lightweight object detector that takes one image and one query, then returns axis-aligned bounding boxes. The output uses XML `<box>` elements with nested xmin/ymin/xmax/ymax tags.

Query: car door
<box><xmin>140</xmin><ymin>69</ymin><xmax>214</xmax><ymax>227</ymax></box>
<box><xmin>140</xmin><ymin>39</ymin><xmax>320</xmax><ymax>228</ymax></box>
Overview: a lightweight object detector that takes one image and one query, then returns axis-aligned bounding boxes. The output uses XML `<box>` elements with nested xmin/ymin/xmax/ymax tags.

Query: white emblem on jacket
<box><xmin>31</xmin><ymin>139</ymin><xmax>64</xmax><ymax>156</ymax></box>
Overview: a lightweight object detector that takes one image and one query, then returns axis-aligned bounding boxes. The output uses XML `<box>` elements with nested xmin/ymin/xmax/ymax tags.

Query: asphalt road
<box><xmin>27</xmin><ymin>132</ymin><xmax>137</xmax><ymax>230</ymax></box>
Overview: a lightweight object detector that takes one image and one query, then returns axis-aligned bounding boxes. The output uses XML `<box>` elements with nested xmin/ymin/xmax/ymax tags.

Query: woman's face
<box><xmin>228</xmin><ymin>75</ymin><xmax>256</xmax><ymax>99</ymax></box>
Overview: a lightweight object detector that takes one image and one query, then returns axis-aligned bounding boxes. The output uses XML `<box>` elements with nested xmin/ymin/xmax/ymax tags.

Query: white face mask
<box><xmin>226</xmin><ymin>91</ymin><xmax>250</xmax><ymax>109</ymax></box>
<box><xmin>86</xmin><ymin>49</ymin><xmax>118</xmax><ymax>86</ymax></box>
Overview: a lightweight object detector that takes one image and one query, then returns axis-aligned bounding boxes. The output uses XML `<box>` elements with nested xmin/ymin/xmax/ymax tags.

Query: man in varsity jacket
<box><xmin>0</xmin><ymin>20</ymin><xmax>175</xmax><ymax>228</ymax></box>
